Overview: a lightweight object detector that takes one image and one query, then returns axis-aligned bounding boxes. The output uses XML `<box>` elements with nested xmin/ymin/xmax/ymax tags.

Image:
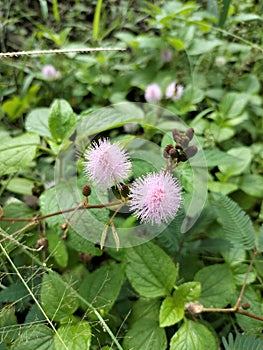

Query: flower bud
<box><xmin>168</xmin><ymin>148</ymin><xmax>178</xmax><ymax>159</ymax></box>
<box><xmin>180</xmin><ymin>135</ymin><xmax>190</xmax><ymax>149</ymax></box>
<box><xmin>185</xmin><ymin>128</ymin><xmax>194</xmax><ymax>141</ymax></box>
<box><xmin>184</xmin><ymin>146</ymin><xmax>198</xmax><ymax>159</ymax></box>
<box><xmin>163</xmin><ymin>144</ymin><xmax>174</xmax><ymax>158</ymax></box>
<box><xmin>172</xmin><ymin>128</ymin><xmax>181</xmax><ymax>142</ymax></box>
<box><xmin>242</xmin><ymin>302</ymin><xmax>250</xmax><ymax>310</ymax></box>
<box><xmin>82</xmin><ymin>184</ymin><xmax>92</xmax><ymax>197</ymax></box>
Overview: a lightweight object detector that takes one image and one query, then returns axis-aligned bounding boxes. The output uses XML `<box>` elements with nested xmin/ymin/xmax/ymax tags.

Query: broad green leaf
<box><xmin>79</xmin><ymin>262</ymin><xmax>124</xmax><ymax>313</ymax></box>
<box><xmin>188</xmin><ymin>39</ymin><xmax>222</xmax><ymax>55</ymax></box>
<box><xmin>41</xmin><ymin>271</ymin><xmax>79</xmax><ymax>322</ymax></box>
<box><xmin>222</xmin><ymin>246</ymin><xmax>246</xmax><ymax>266</ymax></box>
<box><xmin>25</xmin><ymin>108</ymin><xmax>52</xmax><ymax>138</ymax></box>
<box><xmin>77</xmin><ymin>103</ymin><xmax>144</xmax><ymax>138</ymax></box>
<box><xmin>48</xmin><ymin>99</ymin><xmax>76</xmax><ymax>142</ymax></box>
<box><xmin>176</xmin><ymin>281</ymin><xmax>201</xmax><ymax>302</ymax></box>
<box><xmin>218</xmin><ymin>147</ymin><xmax>252</xmax><ymax>177</ymax></box>
<box><xmin>125</xmin><ymin>241</ymin><xmax>178</xmax><ymax>298</ymax></box>
<box><xmin>123</xmin><ymin>319</ymin><xmax>167</xmax><ymax>350</ymax></box>
<box><xmin>159</xmin><ymin>296</ymin><xmax>184</xmax><ymax>327</ymax></box>
<box><xmin>170</xmin><ymin>319</ymin><xmax>217</xmax><ymax>350</ymax></box>
<box><xmin>39</xmin><ymin>178</ymin><xmax>109</xmax><ymax>248</ymax></box>
<box><xmin>46</xmin><ymin>231</ymin><xmax>68</xmax><ymax>268</ymax></box>
<box><xmin>54</xmin><ymin>322</ymin><xmax>91</xmax><ymax>350</ymax></box>
<box><xmin>208</xmin><ymin>181</ymin><xmax>238</xmax><ymax>195</ymax></box>
<box><xmin>0</xmin><ymin>133</ymin><xmax>40</xmax><ymax>176</ymax></box>
<box><xmin>160</xmin><ymin>281</ymin><xmax>201</xmax><ymax>327</ymax></box>
<box><xmin>167</xmin><ymin>37</ymin><xmax>185</xmax><ymax>50</ymax></box>
<box><xmin>203</xmin><ymin>150</ymin><xmax>237</xmax><ymax>167</ymax></box>
<box><xmin>10</xmin><ymin>325</ymin><xmax>54</xmax><ymax>350</ymax></box>
<box><xmin>219</xmin><ymin>92</ymin><xmax>249</xmax><ymax>118</ymax></box>
<box><xmin>5</xmin><ymin>177</ymin><xmax>35</xmax><ymax>195</ymax></box>
<box><xmin>211</xmin><ymin>193</ymin><xmax>255</xmax><ymax>250</ymax></box>
<box><xmin>2</xmin><ymin>96</ymin><xmax>28</xmax><ymax>121</ymax></box>
<box><xmin>239</xmin><ymin>174</ymin><xmax>263</xmax><ymax>198</ymax></box>
<box><xmin>0</xmin><ymin>202</ymin><xmax>35</xmax><ymax>237</ymax></box>
<box><xmin>235</xmin><ymin>287</ymin><xmax>263</xmax><ymax>334</ymax></box>
<box><xmin>231</xmin><ymin>264</ymin><xmax>256</xmax><ymax>286</ymax></box>
<box><xmin>194</xmin><ymin>264</ymin><xmax>235</xmax><ymax>308</ymax></box>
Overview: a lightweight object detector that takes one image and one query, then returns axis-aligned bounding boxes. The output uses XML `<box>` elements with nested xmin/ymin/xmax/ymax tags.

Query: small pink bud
<box><xmin>145</xmin><ymin>83</ymin><xmax>162</xmax><ymax>102</ymax></box>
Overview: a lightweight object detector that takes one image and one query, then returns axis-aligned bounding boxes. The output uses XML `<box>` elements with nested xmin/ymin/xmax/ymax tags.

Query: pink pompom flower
<box><xmin>165</xmin><ymin>82</ymin><xmax>184</xmax><ymax>100</ymax></box>
<box><xmin>42</xmin><ymin>64</ymin><xmax>61</xmax><ymax>80</ymax></box>
<box><xmin>145</xmin><ymin>83</ymin><xmax>162</xmax><ymax>102</ymax></box>
<box><xmin>83</xmin><ymin>139</ymin><xmax>131</xmax><ymax>190</ymax></box>
<box><xmin>129</xmin><ymin>171</ymin><xmax>182</xmax><ymax>225</ymax></box>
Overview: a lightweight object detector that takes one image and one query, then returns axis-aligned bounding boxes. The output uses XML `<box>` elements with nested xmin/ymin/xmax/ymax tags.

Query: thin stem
<box><xmin>0</xmin><ymin>243</ymin><xmax>69</xmax><ymax>350</ymax></box>
<box><xmin>0</xmin><ymin>200</ymin><xmax>122</xmax><ymax>222</ymax></box>
<box><xmin>234</xmin><ymin>249</ymin><xmax>257</xmax><ymax>310</ymax></box>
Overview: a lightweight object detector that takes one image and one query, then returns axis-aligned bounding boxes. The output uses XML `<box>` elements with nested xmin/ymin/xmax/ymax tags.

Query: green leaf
<box><xmin>0</xmin><ymin>133</ymin><xmax>40</xmax><ymax>176</ymax></box>
<box><xmin>222</xmin><ymin>332</ymin><xmax>263</xmax><ymax>350</ymax></box>
<box><xmin>234</xmin><ymin>287</ymin><xmax>263</xmax><ymax>334</ymax></box>
<box><xmin>46</xmin><ymin>231</ymin><xmax>68</xmax><ymax>268</ymax></box>
<box><xmin>159</xmin><ymin>296</ymin><xmax>184</xmax><ymax>327</ymax></box>
<box><xmin>188</xmin><ymin>39</ymin><xmax>222</xmax><ymax>55</ymax></box>
<box><xmin>123</xmin><ymin>319</ymin><xmax>167</xmax><ymax>350</ymax></box>
<box><xmin>176</xmin><ymin>281</ymin><xmax>201</xmax><ymax>302</ymax></box>
<box><xmin>25</xmin><ymin>108</ymin><xmax>52</xmax><ymax>138</ymax></box>
<box><xmin>79</xmin><ymin>262</ymin><xmax>124</xmax><ymax>313</ymax></box>
<box><xmin>125</xmin><ymin>241</ymin><xmax>178</xmax><ymax>298</ymax></box>
<box><xmin>77</xmin><ymin>103</ymin><xmax>144</xmax><ymax>138</ymax></box>
<box><xmin>231</xmin><ymin>264</ymin><xmax>256</xmax><ymax>286</ymax></box>
<box><xmin>54</xmin><ymin>322</ymin><xmax>91</xmax><ymax>350</ymax></box>
<box><xmin>5</xmin><ymin>177</ymin><xmax>35</xmax><ymax>195</ymax></box>
<box><xmin>239</xmin><ymin>174</ymin><xmax>263</xmax><ymax>198</ymax></box>
<box><xmin>208</xmin><ymin>181</ymin><xmax>238</xmax><ymax>195</ymax></box>
<box><xmin>10</xmin><ymin>325</ymin><xmax>54</xmax><ymax>350</ymax></box>
<box><xmin>41</xmin><ymin>271</ymin><xmax>79</xmax><ymax>322</ymax></box>
<box><xmin>0</xmin><ymin>202</ymin><xmax>35</xmax><ymax>237</ymax></box>
<box><xmin>210</xmin><ymin>193</ymin><xmax>255</xmax><ymax>250</ymax></box>
<box><xmin>170</xmin><ymin>319</ymin><xmax>217</xmax><ymax>350</ymax></box>
<box><xmin>48</xmin><ymin>99</ymin><xmax>76</xmax><ymax>142</ymax></box>
<box><xmin>219</xmin><ymin>93</ymin><xmax>249</xmax><ymax>119</ymax></box>
<box><xmin>2</xmin><ymin>96</ymin><xmax>28</xmax><ymax>121</ymax></box>
<box><xmin>203</xmin><ymin>150</ymin><xmax>237</xmax><ymax>167</ymax></box>
<box><xmin>167</xmin><ymin>37</ymin><xmax>185</xmax><ymax>50</ymax></box>
<box><xmin>194</xmin><ymin>264</ymin><xmax>235</xmax><ymax>308</ymax></box>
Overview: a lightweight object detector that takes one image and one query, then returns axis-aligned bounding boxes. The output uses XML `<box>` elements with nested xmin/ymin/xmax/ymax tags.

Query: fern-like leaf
<box><xmin>210</xmin><ymin>193</ymin><xmax>255</xmax><ymax>250</ymax></box>
<box><xmin>222</xmin><ymin>332</ymin><xmax>263</xmax><ymax>350</ymax></box>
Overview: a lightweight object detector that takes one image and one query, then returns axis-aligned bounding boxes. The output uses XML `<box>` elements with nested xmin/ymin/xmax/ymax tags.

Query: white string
<box><xmin>0</xmin><ymin>47</ymin><xmax>126</xmax><ymax>58</ymax></box>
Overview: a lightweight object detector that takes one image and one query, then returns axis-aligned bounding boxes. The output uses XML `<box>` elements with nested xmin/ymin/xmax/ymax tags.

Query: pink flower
<box><xmin>83</xmin><ymin>139</ymin><xmax>131</xmax><ymax>189</ymax></box>
<box><xmin>145</xmin><ymin>83</ymin><xmax>162</xmax><ymax>102</ymax></box>
<box><xmin>129</xmin><ymin>171</ymin><xmax>182</xmax><ymax>225</ymax></box>
<box><xmin>165</xmin><ymin>82</ymin><xmax>184</xmax><ymax>100</ymax></box>
<box><xmin>161</xmin><ymin>49</ymin><xmax>173</xmax><ymax>63</ymax></box>
<box><xmin>42</xmin><ymin>64</ymin><xmax>60</xmax><ymax>80</ymax></box>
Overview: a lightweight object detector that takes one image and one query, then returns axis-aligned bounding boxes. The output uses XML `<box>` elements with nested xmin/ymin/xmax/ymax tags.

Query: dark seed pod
<box><xmin>172</xmin><ymin>128</ymin><xmax>181</xmax><ymax>142</ymax></box>
<box><xmin>184</xmin><ymin>145</ymin><xmax>198</xmax><ymax>158</ymax></box>
<box><xmin>179</xmin><ymin>152</ymin><xmax>188</xmax><ymax>162</ymax></box>
<box><xmin>163</xmin><ymin>144</ymin><xmax>174</xmax><ymax>158</ymax></box>
<box><xmin>185</xmin><ymin>128</ymin><xmax>194</xmax><ymax>141</ymax></box>
<box><xmin>242</xmin><ymin>302</ymin><xmax>250</xmax><ymax>310</ymax></box>
<box><xmin>82</xmin><ymin>184</ymin><xmax>92</xmax><ymax>197</ymax></box>
<box><xmin>169</xmin><ymin>148</ymin><xmax>178</xmax><ymax>159</ymax></box>
<box><xmin>180</xmin><ymin>135</ymin><xmax>190</xmax><ymax>149</ymax></box>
